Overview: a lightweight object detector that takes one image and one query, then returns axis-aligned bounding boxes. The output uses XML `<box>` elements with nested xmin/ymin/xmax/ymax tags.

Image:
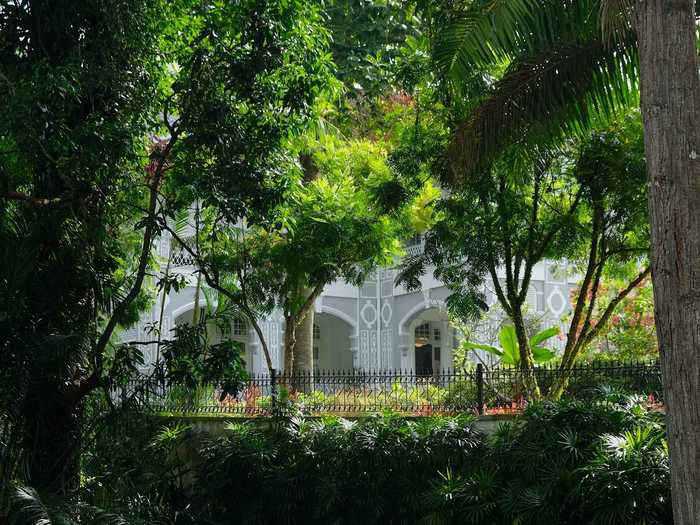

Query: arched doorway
<box><xmin>406</xmin><ymin>308</ymin><xmax>456</xmax><ymax>374</ymax></box>
<box><xmin>313</xmin><ymin>312</ymin><xmax>354</xmax><ymax>372</ymax></box>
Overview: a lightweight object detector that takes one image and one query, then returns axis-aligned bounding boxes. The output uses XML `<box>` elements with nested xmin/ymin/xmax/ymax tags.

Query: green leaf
<box><xmin>529</xmin><ymin>326</ymin><xmax>560</xmax><ymax>347</ymax></box>
<box><xmin>462</xmin><ymin>341</ymin><xmax>503</xmax><ymax>357</ymax></box>
<box><xmin>499</xmin><ymin>325</ymin><xmax>520</xmax><ymax>366</ymax></box>
<box><xmin>532</xmin><ymin>346</ymin><xmax>556</xmax><ymax>363</ymax></box>
<box><xmin>499</xmin><ymin>325</ymin><xmax>518</xmax><ymax>355</ymax></box>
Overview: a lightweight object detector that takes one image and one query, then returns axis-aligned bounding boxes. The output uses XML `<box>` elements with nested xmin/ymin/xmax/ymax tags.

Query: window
<box><xmin>313</xmin><ymin>347</ymin><xmax>320</xmax><ymax>361</ymax></box>
<box><xmin>233</xmin><ymin>317</ymin><xmax>247</xmax><ymax>336</ymax></box>
<box><xmin>313</xmin><ymin>323</ymin><xmax>321</xmax><ymax>340</ymax></box>
<box><xmin>434</xmin><ymin>347</ymin><xmax>441</xmax><ymax>361</ymax></box>
<box><xmin>415</xmin><ymin>322</ymin><xmax>430</xmax><ymax>339</ymax></box>
<box><xmin>433</xmin><ymin>328</ymin><xmax>441</xmax><ymax>341</ymax></box>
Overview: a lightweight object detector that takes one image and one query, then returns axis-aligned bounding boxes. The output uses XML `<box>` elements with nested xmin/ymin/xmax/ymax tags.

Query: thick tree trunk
<box><xmin>283</xmin><ymin>286</ymin><xmax>318</xmax><ymax>390</ymax></box>
<box><xmin>293</xmin><ymin>307</ymin><xmax>315</xmax><ymax>389</ymax></box>
<box><xmin>23</xmin><ymin>387</ymin><xmax>82</xmax><ymax>495</ymax></box>
<box><xmin>511</xmin><ymin>307</ymin><xmax>540</xmax><ymax>399</ymax></box>
<box><xmin>636</xmin><ymin>2</ymin><xmax>700</xmax><ymax>522</ymax></box>
<box><xmin>283</xmin><ymin>314</ymin><xmax>296</xmax><ymax>374</ymax></box>
<box><xmin>281</xmin><ymin>312</ymin><xmax>314</xmax><ymax>391</ymax></box>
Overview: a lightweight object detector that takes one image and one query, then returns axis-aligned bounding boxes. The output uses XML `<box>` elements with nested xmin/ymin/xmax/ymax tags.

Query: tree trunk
<box><xmin>155</xmin><ymin>245</ymin><xmax>173</xmax><ymax>367</ymax></box>
<box><xmin>293</xmin><ymin>307</ymin><xmax>315</xmax><ymax>391</ymax></box>
<box><xmin>283</xmin><ymin>286</ymin><xmax>318</xmax><ymax>390</ymax></box>
<box><xmin>23</xmin><ymin>387</ymin><xmax>82</xmax><ymax>496</ymax></box>
<box><xmin>636</xmin><ymin>2</ymin><xmax>700</xmax><ymax>522</ymax></box>
<box><xmin>511</xmin><ymin>307</ymin><xmax>540</xmax><ymax>399</ymax></box>
<box><xmin>191</xmin><ymin>269</ymin><xmax>202</xmax><ymax>325</ymax></box>
<box><xmin>550</xmin><ymin>267</ymin><xmax>651</xmax><ymax>400</ymax></box>
<box><xmin>281</xmin><ymin>312</ymin><xmax>313</xmax><ymax>391</ymax></box>
<box><xmin>283</xmin><ymin>314</ymin><xmax>296</xmax><ymax>374</ymax></box>
<box><xmin>549</xmin><ymin>339</ymin><xmax>579</xmax><ymax>401</ymax></box>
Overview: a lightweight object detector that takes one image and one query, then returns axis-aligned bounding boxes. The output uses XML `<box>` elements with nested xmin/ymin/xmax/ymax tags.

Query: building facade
<box><xmin>123</xmin><ymin>235</ymin><xmax>578</xmax><ymax>374</ymax></box>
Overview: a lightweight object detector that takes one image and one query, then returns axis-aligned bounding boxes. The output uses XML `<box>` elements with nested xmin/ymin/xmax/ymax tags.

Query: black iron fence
<box><xmin>116</xmin><ymin>361</ymin><xmax>663</xmax><ymax>417</ymax></box>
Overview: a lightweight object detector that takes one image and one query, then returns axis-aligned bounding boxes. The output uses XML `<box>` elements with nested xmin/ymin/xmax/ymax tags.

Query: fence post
<box><xmin>270</xmin><ymin>368</ymin><xmax>277</xmax><ymax>412</ymax></box>
<box><xmin>476</xmin><ymin>363</ymin><xmax>485</xmax><ymax>416</ymax></box>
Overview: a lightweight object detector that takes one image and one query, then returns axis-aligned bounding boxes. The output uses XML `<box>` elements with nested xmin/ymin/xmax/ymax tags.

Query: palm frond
<box><xmin>434</xmin><ymin>0</ymin><xmax>640</xmax><ymax>181</ymax></box>
<box><xmin>10</xmin><ymin>486</ymin><xmax>71</xmax><ymax>525</ymax></box>
<box><xmin>172</xmin><ymin>207</ymin><xmax>190</xmax><ymax>238</ymax></box>
<box><xmin>444</xmin><ymin>37</ymin><xmax>638</xmax><ymax>182</ymax></box>
<box><xmin>434</xmin><ymin>0</ymin><xmax>603</xmax><ymax>82</ymax></box>
<box><xmin>9</xmin><ymin>486</ymin><xmax>133</xmax><ymax>525</ymax></box>
<box><xmin>433</xmin><ymin>0</ymin><xmax>542</xmax><ymax>80</ymax></box>
<box><xmin>599</xmin><ymin>0</ymin><xmax>635</xmax><ymax>43</ymax></box>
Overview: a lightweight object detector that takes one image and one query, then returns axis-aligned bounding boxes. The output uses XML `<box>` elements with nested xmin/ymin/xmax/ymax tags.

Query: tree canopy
<box><xmin>3</xmin><ymin>0</ymin><xmax>696</xmax><ymax>519</ymax></box>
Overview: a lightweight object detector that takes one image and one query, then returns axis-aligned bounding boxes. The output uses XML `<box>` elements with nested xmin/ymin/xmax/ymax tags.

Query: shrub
<box><xmin>578</xmin><ymin>425</ymin><xmax>671</xmax><ymax>524</ymax></box>
<box><xmin>426</xmin><ymin>399</ymin><xmax>669</xmax><ymax>525</ymax></box>
<box><xmin>441</xmin><ymin>379</ymin><xmax>478</xmax><ymax>410</ymax></box>
<box><xmin>80</xmin><ymin>402</ymin><xmax>195</xmax><ymax>524</ymax></box>
<box><xmin>192</xmin><ymin>413</ymin><xmax>484</xmax><ymax>525</ymax></box>
<box><xmin>564</xmin><ymin>369</ymin><xmax>662</xmax><ymax>402</ymax></box>
<box><xmin>76</xmin><ymin>398</ymin><xmax>670</xmax><ymax>525</ymax></box>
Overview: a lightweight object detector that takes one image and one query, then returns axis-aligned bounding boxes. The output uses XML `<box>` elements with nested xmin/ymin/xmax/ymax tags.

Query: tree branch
<box><xmin>496</xmin><ymin>175</ymin><xmax>516</xmax><ymax>301</ymax></box>
<box><xmin>479</xmin><ymin>194</ymin><xmax>512</xmax><ymax>316</ymax></box>
<box><xmin>560</xmin><ymin>205</ymin><xmax>603</xmax><ymax>371</ymax></box>
<box><xmin>296</xmin><ymin>281</ymin><xmax>325</xmax><ymax>327</ymax></box>
<box><xmin>580</xmin><ymin>266</ymin><xmax>651</xmax><ymax>349</ymax></box>
<box><xmin>166</xmin><ymin>222</ymin><xmax>275</xmax><ymax>374</ymax></box>
<box><xmin>0</xmin><ymin>191</ymin><xmax>65</xmax><ymax>206</ymax></box>
<box><xmin>79</xmin><ymin>133</ymin><xmax>178</xmax><ymax>396</ymax></box>
<box><xmin>532</xmin><ymin>187</ymin><xmax>583</xmax><ymax>263</ymax></box>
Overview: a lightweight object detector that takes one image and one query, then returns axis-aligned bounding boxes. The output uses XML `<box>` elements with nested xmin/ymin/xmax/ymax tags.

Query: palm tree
<box><xmin>432</xmin><ymin>0</ymin><xmax>700</xmax><ymax>521</ymax></box>
<box><xmin>434</xmin><ymin>0</ymin><xmax>639</xmax><ymax>180</ymax></box>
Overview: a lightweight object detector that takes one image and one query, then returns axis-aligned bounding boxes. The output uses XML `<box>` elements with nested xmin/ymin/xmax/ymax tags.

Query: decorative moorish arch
<box><xmin>396</xmin><ymin>298</ymin><xmax>456</xmax><ymax>372</ymax></box>
<box><xmin>315</xmin><ymin>305</ymin><xmax>359</xmax><ymax>370</ymax></box>
<box><xmin>319</xmin><ymin>304</ymin><xmax>358</xmax><ymax>333</ymax></box>
<box><xmin>397</xmin><ymin>298</ymin><xmax>448</xmax><ymax>338</ymax></box>
<box><xmin>171</xmin><ymin>299</ymin><xmax>209</xmax><ymax>324</ymax></box>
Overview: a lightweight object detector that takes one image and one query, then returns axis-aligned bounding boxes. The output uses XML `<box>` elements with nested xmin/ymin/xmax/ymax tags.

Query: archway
<box><xmin>313</xmin><ymin>311</ymin><xmax>355</xmax><ymax>372</ymax></box>
<box><xmin>405</xmin><ymin>307</ymin><xmax>457</xmax><ymax>374</ymax></box>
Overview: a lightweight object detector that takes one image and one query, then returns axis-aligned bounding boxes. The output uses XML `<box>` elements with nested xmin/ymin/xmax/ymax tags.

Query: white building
<box><xmin>123</xmin><ymin>234</ymin><xmax>577</xmax><ymax>374</ymax></box>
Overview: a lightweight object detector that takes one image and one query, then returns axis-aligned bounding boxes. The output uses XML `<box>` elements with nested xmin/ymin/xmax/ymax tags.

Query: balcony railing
<box><xmin>404</xmin><ymin>234</ymin><xmax>424</xmax><ymax>257</ymax></box>
<box><xmin>169</xmin><ymin>237</ymin><xmax>196</xmax><ymax>266</ymax></box>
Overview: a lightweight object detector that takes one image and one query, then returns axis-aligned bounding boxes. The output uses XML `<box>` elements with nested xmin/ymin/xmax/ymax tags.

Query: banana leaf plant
<box><xmin>463</xmin><ymin>325</ymin><xmax>559</xmax><ymax>366</ymax></box>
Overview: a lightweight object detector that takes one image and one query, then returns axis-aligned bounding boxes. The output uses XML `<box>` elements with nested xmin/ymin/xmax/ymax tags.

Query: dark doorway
<box><xmin>415</xmin><ymin>344</ymin><xmax>433</xmax><ymax>375</ymax></box>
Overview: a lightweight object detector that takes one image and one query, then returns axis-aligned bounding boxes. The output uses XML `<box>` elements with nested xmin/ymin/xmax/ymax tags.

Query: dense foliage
<box><xmin>586</xmin><ymin>278</ymin><xmax>658</xmax><ymax>360</ymax></box>
<box><xmin>0</xmin><ymin>0</ymin><xmax>175</xmax><ymax>497</ymax></box>
<box><xmin>33</xmin><ymin>398</ymin><xmax>669</xmax><ymax>525</ymax></box>
<box><xmin>0</xmin><ymin>0</ymin><xmax>687</xmax><ymax>522</ymax></box>
<box><xmin>0</xmin><ymin>0</ymin><xmax>337</xmax><ymax>501</ymax></box>
<box><xmin>398</xmin><ymin>114</ymin><xmax>650</xmax><ymax>396</ymax></box>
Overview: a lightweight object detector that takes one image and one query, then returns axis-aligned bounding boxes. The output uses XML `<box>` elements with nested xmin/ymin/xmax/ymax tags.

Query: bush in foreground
<box><xmin>190</xmin><ymin>398</ymin><xmax>669</xmax><ymax>525</ymax></box>
<box><xmin>10</xmin><ymin>398</ymin><xmax>669</xmax><ymax>525</ymax></box>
